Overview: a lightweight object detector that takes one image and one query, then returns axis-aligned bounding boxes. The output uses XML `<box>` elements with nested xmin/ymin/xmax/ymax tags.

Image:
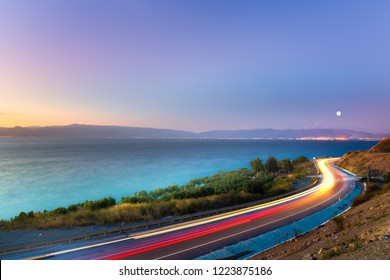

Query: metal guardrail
<box><xmin>0</xmin><ymin>175</ymin><xmax>320</xmax><ymax>255</ymax></box>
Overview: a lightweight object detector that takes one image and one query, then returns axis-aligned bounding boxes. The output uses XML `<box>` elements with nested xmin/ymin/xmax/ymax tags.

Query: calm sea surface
<box><xmin>0</xmin><ymin>138</ymin><xmax>377</xmax><ymax>219</ymax></box>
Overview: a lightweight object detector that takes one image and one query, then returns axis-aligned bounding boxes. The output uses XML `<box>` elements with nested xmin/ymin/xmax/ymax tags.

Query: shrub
<box><xmin>322</xmin><ymin>249</ymin><xmax>341</xmax><ymax>260</ymax></box>
<box><xmin>84</xmin><ymin>197</ymin><xmax>116</xmax><ymax>210</ymax></box>
<box><xmin>352</xmin><ymin>182</ymin><xmax>389</xmax><ymax>207</ymax></box>
<box><xmin>333</xmin><ymin>215</ymin><xmax>345</xmax><ymax>232</ymax></box>
<box><xmin>15</xmin><ymin>212</ymin><xmax>29</xmax><ymax>222</ymax></box>
<box><xmin>352</xmin><ymin>193</ymin><xmax>372</xmax><ymax>206</ymax></box>
<box><xmin>384</xmin><ymin>172</ymin><xmax>390</xmax><ymax>183</ymax></box>
<box><xmin>53</xmin><ymin>207</ymin><xmax>67</xmax><ymax>215</ymax></box>
<box><xmin>66</xmin><ymin>204</ymin><xmax>80</xmax><ymax>212</ymax></box>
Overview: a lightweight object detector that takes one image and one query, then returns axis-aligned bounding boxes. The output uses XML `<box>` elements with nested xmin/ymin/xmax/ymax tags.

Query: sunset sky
<box><xmin>1</xmin><ymin>0</ymin><xmax>389</xmax><ymax>133</ymax></box>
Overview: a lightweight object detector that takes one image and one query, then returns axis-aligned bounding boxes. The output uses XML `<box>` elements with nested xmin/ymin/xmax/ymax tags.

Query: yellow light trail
<box><xmin>27</xmin><ymin>158</ymin><xmax>341</xmax><ymax>260</ymax></box>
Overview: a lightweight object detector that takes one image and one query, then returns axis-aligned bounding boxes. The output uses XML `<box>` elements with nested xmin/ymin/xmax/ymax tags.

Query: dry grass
<box><xmin>336</xmin><ymin>151</ymin><xmax>390</xmax><ymax>176</ymax></box>
<box><xmin>250</xmin><ymin>191</ymin><xmax>390</xmax><ymax>260</ymax></box>
<box><xmin>368</xmin><ymin>136</ymin><xmax>390</xmax><ymax>153</ymax></box>
<box><xmin>0</xmin><ymin>159</ymin><xmax>315</xmax><ymax>231</ymax></box>
<box><xmin>0</xmin><ymin>193</ymin><xmax>262</xmax><ymax>230</ymax></box>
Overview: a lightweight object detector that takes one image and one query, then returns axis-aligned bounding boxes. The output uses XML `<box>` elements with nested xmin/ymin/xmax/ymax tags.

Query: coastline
<box><xmin>0</xmin><ymin>138</ymin><xmax>377</xmax><ymax>219</ymax></box>
<box><xmin>0</xmin><ymin>155</ymin><xmax>316</xmax><ymax>230</ymax></box>
<box><xmin>0</xmin><ymin>177</ymin><xmax>319</xmax><ymax>255</ymax></box>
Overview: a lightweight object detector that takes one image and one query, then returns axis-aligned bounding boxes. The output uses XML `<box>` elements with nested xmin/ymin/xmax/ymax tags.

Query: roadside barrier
<box><xmin>1</xmin><ymin>169</ymin><xmax>321</xmax><ymax>255</ymax></box>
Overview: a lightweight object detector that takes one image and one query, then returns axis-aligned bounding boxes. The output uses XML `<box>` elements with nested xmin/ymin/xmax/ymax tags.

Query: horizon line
<box><xmin>0</xmin><ymin>123</ymin><xmax>388</xmax><ymax>135</ymax></box>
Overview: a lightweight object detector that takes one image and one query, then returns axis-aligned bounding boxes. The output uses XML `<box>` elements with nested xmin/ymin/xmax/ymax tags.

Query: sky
<box><xmin>0</xmin><ymin>0</ymin><xmax>389</xmax><ymax>133</ymax></box>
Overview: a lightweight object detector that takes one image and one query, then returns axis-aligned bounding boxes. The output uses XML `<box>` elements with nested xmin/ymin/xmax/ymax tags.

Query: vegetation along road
<box><xmin>3</xmin><ymin>158</ymin><xmax>356</xmax><ymax>260</ymax></box>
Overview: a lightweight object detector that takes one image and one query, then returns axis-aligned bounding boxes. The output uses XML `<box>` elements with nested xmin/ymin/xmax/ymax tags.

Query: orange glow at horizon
<box><xmin>0</xmin><ymin>110</ymin><xmax>82</xmax><ymax>128</ymax></box>
<box><xmin>0</xmin><ymin>111</ymin><xmax>155</xmax><ymax>129</ymax></box>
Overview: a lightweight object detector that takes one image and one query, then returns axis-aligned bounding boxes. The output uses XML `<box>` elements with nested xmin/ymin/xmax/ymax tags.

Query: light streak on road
<box><xmin>26</xmin><ymin>158</ymin><xmax>352</xmax><ymax>260</ymax></box>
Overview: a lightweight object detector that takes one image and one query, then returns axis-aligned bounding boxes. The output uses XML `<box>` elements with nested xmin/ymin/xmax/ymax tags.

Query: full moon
<box><xmin>336</xmin><ymin>111</ymin><xmax>342</xmax><ymax>117</ymax></box>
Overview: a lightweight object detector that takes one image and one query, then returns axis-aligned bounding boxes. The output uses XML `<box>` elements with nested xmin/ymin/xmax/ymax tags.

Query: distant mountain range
<box><xmin>0</xmin><ymin>124</ymin><xmax>387</xmax><ymax>140</ymax></box>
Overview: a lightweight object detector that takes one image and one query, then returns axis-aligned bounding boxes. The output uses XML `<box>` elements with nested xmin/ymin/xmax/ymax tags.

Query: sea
<box><xmin>0</xmin><ymin>138</ymin><xmax>377</xmax><ymax>219</ymax></box>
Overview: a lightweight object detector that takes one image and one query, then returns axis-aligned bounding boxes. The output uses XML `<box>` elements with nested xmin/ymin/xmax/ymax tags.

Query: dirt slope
<box><xmin>369</xmin><ymin>137</ymin><xmax>390</xmax><ymax>153</ymax></box>
<box><xmin>250</xmin><ymin>192</ymin><xmax>390</xmax><ymax>260</ymax></box>
<box><xmin>335</xmin><ymin>137</ymin><xmax>390</xmax><ymax>176</ymax></box>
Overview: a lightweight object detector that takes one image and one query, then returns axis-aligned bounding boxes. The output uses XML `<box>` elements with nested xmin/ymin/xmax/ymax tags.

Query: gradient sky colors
<box><xmin>1</xmin><ymin>0</ymin><xmax>389</xmax><ymax>133</ymax></box>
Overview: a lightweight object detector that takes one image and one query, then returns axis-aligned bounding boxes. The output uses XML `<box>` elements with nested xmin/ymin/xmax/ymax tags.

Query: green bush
<box><xmin>352</xmin><ymin>182</ymin><xmax>390</xmax><ymax>207</ymax></box>
<box><xmin>84</xmin><ymin>197</ymin><xmax>116</xmax><ymax>210</ymax></box>
<box><xmin>53</xmin><ymin>207</ymin><xmax>67</xmax><ymax>215</ymax></box>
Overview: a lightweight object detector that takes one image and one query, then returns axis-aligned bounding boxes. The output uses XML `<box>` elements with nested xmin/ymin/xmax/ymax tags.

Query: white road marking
<box><xmin>155</xmin><ymin>172</ymin><xmax>352</xmax><ymax>259</ymax></box>
<box><xmin>28</xmin><ymin>158</ymin><xmax>351</xmax><ymax>260</ymax></box>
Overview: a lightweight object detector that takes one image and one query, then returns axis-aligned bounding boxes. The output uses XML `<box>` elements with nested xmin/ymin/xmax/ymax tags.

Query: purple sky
<box><xmin>1</xmin><ymin>0</ymin><xmax>389</xmax><ymax>133</ymax></box>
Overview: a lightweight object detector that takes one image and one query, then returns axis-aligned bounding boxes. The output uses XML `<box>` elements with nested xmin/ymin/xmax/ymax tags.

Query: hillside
<box><xmin>250</xmin><ymin>191</ymin><xmax>390</xmax><ymax>260</ymax></box>
<box><xmin>0</xmin><ymin>124</ymin><xmax>196</xmax><ymax>138</ymax></box>
<box><xmin>336</xmin><ymin>137</ymin><xmax>390</xmax><ymax>176</ymax></box>
<box><xmin>369</xmin><ymin>136</ymin><xmax>390</xmax><ymax>153</ymax></box>
<box><xmin>0</xmin><ymin>124</ymin><xmax>386</xmax><ymax>139</ymax></box>
<box><xmin>199</xmin><ymin>128</ymin><xmax>385</xmax><ymax>139</ymax></box>
<box><xmin>250</xmin><ymin>138</ymin><xmax>390</xmax><ymax>260</ymax></box>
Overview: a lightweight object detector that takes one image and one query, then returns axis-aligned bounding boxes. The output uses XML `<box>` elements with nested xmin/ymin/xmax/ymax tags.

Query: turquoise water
<box><xmin>0</xmin><ymin>138</ymin><xmax>376</xmax><ymax>219</ymax></box>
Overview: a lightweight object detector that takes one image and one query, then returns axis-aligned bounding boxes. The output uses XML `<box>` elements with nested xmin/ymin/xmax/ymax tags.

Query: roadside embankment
<box><xmin>250</xmin><ymin>188</ymin><xmax>390</xmax><ymax>260</ymax></box>
<box><xmin>335</xmin><ymin>136</ymin><xmax>390</xmax><ymax>177</ymax></box>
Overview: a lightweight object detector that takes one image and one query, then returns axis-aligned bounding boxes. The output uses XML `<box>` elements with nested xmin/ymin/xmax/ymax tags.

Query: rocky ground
<box><xmin>250</xmin><ymin>192</ymin><xmax>390</xmax><ymax>260</ymax></box>
<box><xmin>336</xmin><ymin>151</ymin><xmax>390</xmax><ymax>177</ymax></box>
<box><xmin>335</xmin><ymin>136</ymin><xmax>390</xmax><ymax>177</ymax></box>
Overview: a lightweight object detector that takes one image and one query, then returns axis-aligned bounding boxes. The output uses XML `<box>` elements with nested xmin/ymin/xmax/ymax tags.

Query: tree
<box><xmin>135</xmin><ymin>191</ymin><xmax>150</xmax><ymax>203</ymax></box>
<box><xmin>15</xmin><ymin>211</ymin><xmax>29</xmax><ymax>222</ymax></box>
<box><xmin>266</xmin><ymin>156</ymin><xmax>279</xmax><ymax>173</ymax></box>
<box><xmin>83</xmin><ymin>197</ymin><xmax>116</xmax><ymax>210</ymax></box>
<box><xmin>279</xmin><ymin>159</ymin><xmax>293</xmax><ymax>173</ymax></box>
<box><xmin>250</xmin><ymin>157</ymin><xmax>265</xmax><ymax>174</ymax></box>
<box><xmin>52</xmin><ymin>207</ymin><xmax>67</xmax><ymax>215</ymax></box>
<box><xmin>244</xmin><ymin>172</ymin><xmax>274</xmax><ymax>194</ymax></box>
<box><xmin>292</xmin><ymin>156</ymin><xmax>309</xmax><ymax>166</ymax></box>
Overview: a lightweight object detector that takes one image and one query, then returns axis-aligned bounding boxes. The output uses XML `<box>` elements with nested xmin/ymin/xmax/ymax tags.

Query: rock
<box><xmin>369</xmin><ymin>236</ymin><xmax>376</xmax><ymax>243</ymax></box>
<box><xmin>303</xmin><ymin>253</ymin><xmax>317</xmax><ymax>260</ymax></box>
<box><xmin>359</xmin><ymin>233</ymin><xmax>368</xmax><ymax>242</ymax></box>
<box><xmin>332</xmin><ymin>246</ymin><xmax>341</xmax><ymax>253</ymax></box>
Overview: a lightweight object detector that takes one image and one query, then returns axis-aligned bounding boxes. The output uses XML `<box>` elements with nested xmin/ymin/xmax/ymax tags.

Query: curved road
<box><xmin>27</xmin><ymin>158</ymin><xmax>355</xmax><ymax>260</ymax></box>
